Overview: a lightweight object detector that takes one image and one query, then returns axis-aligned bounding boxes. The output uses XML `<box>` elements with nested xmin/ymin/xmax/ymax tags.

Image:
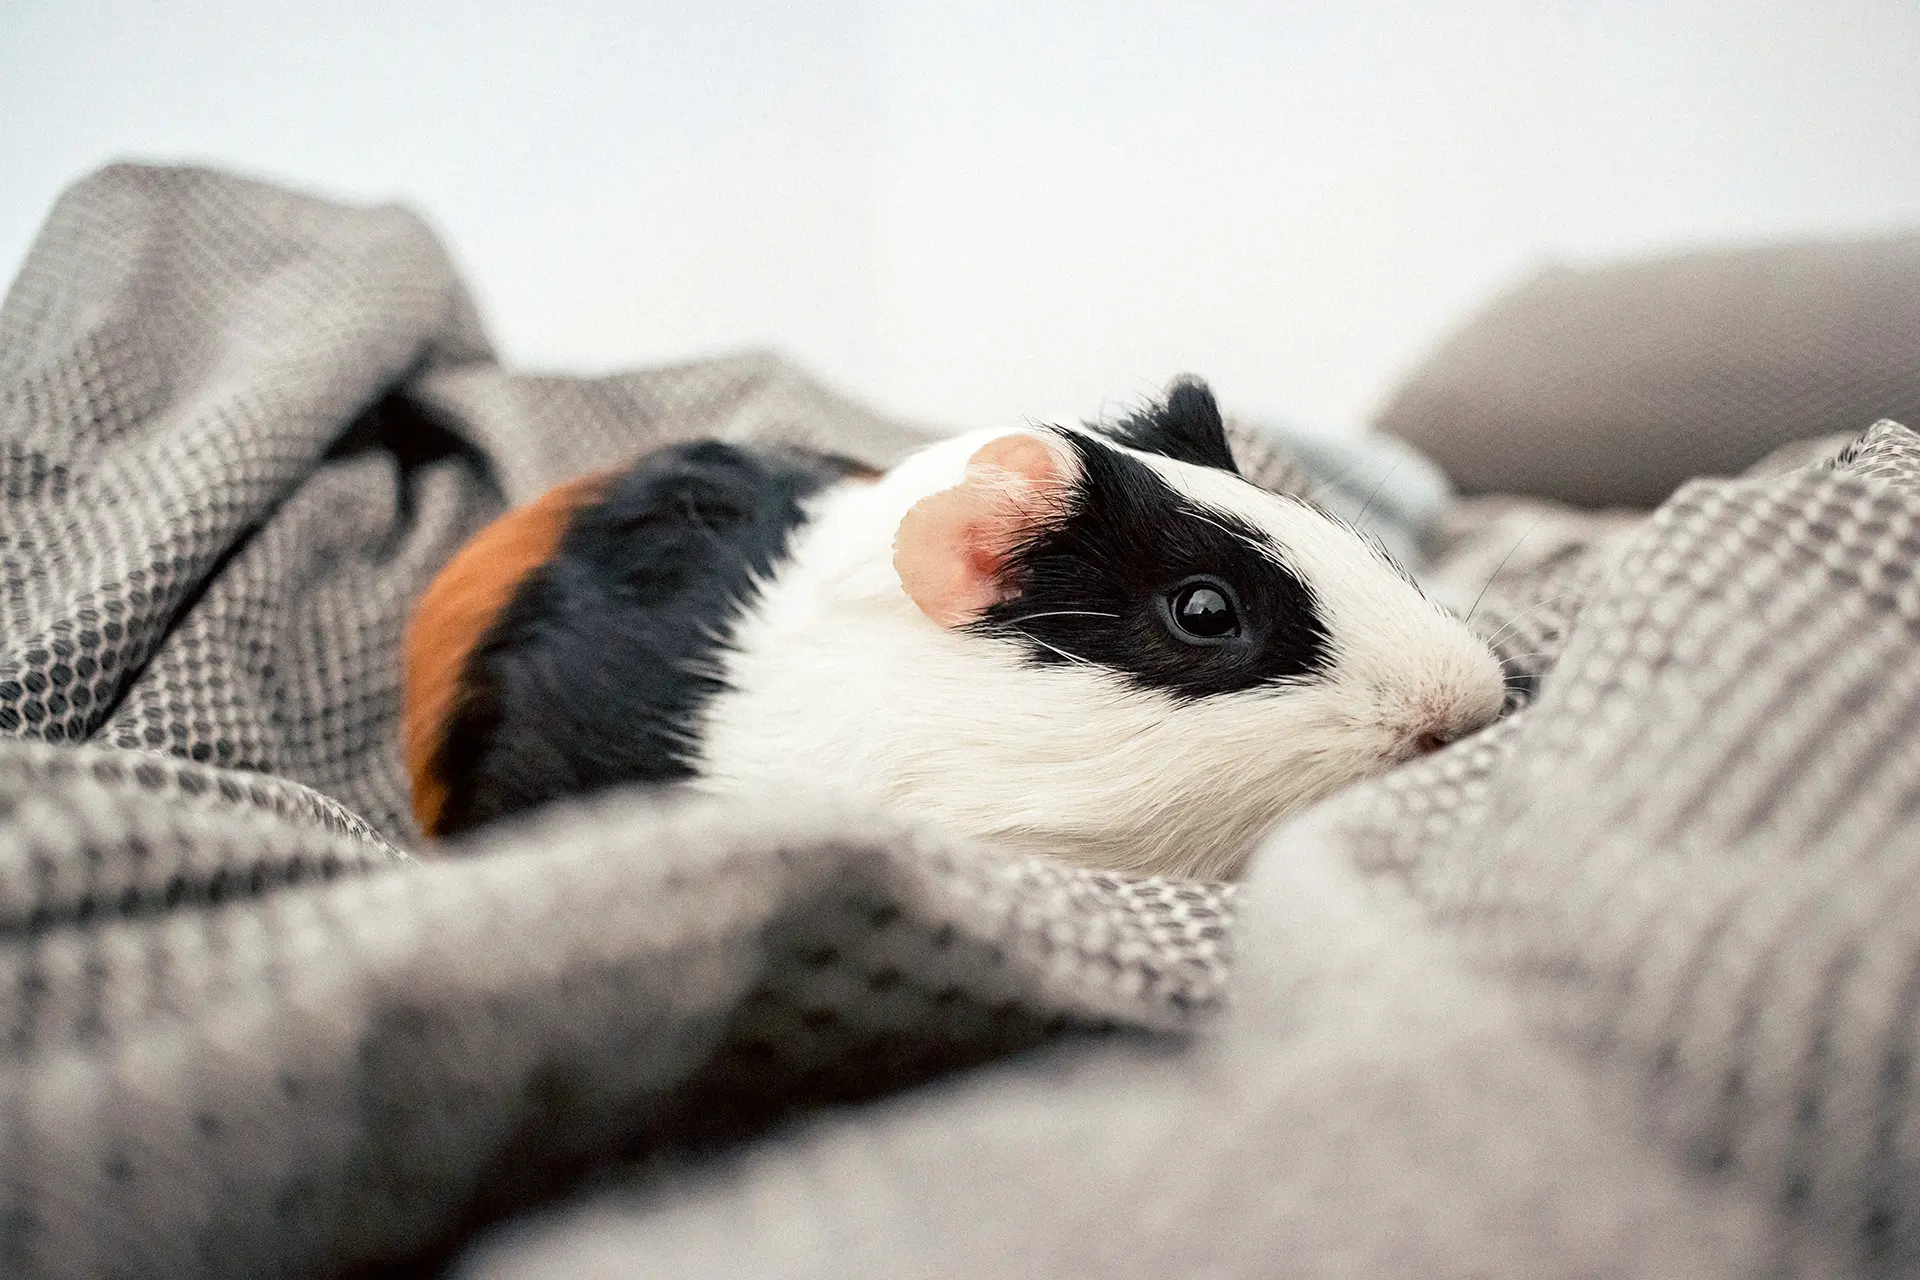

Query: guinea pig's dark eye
<box><xmin>1164</xmin><ymin>577</ymin><xmax>1241</xmax><ymax>644</ymax></box>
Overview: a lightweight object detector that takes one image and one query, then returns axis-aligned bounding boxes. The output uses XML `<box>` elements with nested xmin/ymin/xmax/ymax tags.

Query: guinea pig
<box><xmin>402</xmin><ymin>377</ymin><xmax>1505</xmax><ymax>879</ymax></box>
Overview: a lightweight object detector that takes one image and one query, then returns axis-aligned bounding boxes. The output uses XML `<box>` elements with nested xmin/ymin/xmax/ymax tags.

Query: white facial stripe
<box><xmin>1094</xmin><ymin>432</ymin><xmax>1401</xmax><ymax>590</ymax></box>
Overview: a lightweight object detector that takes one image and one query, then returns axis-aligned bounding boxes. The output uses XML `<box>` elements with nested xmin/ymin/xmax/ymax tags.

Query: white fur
<box><xmin>689</xmin><ymin>428</ymin><xmax>1506</xmax><ymax>880</ymax></box>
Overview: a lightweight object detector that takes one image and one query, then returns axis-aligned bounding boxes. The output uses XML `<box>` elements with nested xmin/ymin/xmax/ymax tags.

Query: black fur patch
<box><xmin>977</xmin><ymin>430</ymin><xmax>1330</xmax><ymax>699</ymax></box>
<box><xmin>1102</xmin><ymin>376</ymin><xmax>1239</xmax><ymax>473</ymax></box>
<box><xmin>431</xmin><ymin>441</ymin><xmax>860</xmax><ymax>836</ymax></box>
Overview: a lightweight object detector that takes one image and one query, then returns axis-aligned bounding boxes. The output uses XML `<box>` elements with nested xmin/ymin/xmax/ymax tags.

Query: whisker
<box><xmin>1482</xmin><ymin>598</ymin><xmax>1559</xmax><ymax>644</ymax></box>
<box><xmin>1352</xmin><ymin>458</ymin><xmax>1406</xmax><ymax>532</ymax></box>
<box><xmin>1481</xmin><ymin>591</ymin><xmax>1576</xmax><ymax>647</ymax></box>
<box><xmin>1466</xmin><ymin>516</ymin><xmax>1548</xmax><ymax>626</ymax></box>
<box><xmin>1016</xmin><ymin>633</ymin><xmax>1097</xmax><ymax>667</ymax></box>
<box><xmin>1000</xmin><ymin>609</ymin><xmax>1121</xmax><ymax>626</ymax></box>
<box><xmin>1182</xmin><ymin>504</ymin><xmax>1268</xmax><ymax>553</ymax></box>
<box><xmin>1495</xmin><ymin>649</ymin><xmax>1559</xmax><ymax>665</ymax></box>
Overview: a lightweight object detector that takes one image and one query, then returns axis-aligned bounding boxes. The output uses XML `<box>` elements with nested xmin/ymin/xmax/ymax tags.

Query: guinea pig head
<box><xmin>695</xmin><ymin>379</ymin><xmax>1506</xmax><ymax>880</ymax></box>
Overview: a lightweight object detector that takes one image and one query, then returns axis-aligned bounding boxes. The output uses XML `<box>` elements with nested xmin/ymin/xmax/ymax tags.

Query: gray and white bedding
<box><xmin>4</xmin><ymin>163</ymin><xmax>1918</xmax><ymax>1278</ymax></box>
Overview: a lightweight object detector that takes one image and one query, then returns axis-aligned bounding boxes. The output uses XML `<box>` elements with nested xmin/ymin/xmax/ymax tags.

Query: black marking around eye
<box><xmin>1101</xmin><ymin>376</ymin><xmax>1240</xmax><ymax>474</ymax></box>
<box><xmin>977</xmin><ymin>431</ymin><xmax>1331</xmax><ymax>699</ymax></box>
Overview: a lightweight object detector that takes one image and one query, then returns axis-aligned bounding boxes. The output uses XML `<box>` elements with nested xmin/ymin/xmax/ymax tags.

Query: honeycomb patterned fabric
<box><xmin>0</xmin><ymin>164</ymin><xmax>1900</xmax><ymax>1280</ymax></box>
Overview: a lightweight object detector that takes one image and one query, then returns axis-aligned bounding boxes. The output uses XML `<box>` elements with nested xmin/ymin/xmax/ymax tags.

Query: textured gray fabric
<box><xmin>5</xmin><ymin>162</ymin><xmax>1920</xmax><ymax>1280</ymax></box>
<box><xmin>1375</xmin><ymin>233</ymin><xmax>1920</xmax><ymax>508</ymax></box>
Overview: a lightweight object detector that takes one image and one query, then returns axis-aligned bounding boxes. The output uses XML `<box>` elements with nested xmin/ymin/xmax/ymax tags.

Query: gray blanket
<box><xmin>3</xmin><ymin>164</ymin><xmax>1915</xmax><ymax>1279</ymax></box>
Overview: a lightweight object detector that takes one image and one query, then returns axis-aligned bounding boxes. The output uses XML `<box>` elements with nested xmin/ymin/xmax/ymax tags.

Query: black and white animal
<box><xmin>403</xmin><ymin>378</ymin><xmax>1505</xmax><ymax>878</ymax></box>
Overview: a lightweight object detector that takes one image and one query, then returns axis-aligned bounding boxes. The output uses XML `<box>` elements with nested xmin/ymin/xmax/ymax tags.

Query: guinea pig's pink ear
<box><xmin>893</xmin><ymin>432</ymin><xmax>1076</xmax><ymax>628</ymax></box>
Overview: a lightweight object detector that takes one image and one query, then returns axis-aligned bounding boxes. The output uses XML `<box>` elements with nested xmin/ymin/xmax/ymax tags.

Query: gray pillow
<box><xmin>1374</xmin><ymin>232</ymin><xmax>1920</xmax><ymax>507</ymax></box>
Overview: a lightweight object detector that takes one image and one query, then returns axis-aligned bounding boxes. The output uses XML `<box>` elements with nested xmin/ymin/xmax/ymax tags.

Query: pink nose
<box><xmin>1397</xmin><ymin>694</ymin><xmax>1499</xmax><ymax>761</ymax></box>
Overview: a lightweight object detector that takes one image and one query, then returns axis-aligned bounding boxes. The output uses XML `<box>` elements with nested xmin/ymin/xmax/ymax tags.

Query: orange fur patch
<box><xmin>402</xmin><ymin>472</ymin><xmax>610</xmax><ymax>839</ymax></box>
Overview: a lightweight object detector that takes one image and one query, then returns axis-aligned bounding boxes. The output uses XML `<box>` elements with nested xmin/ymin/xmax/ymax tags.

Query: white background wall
<box><xmin>6</xmin><ymin>1</ymin><xmax>1920</xmax><ymax>434</ymax></box>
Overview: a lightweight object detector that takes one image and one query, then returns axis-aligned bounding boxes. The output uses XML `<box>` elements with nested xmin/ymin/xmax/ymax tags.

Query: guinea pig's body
<box><xmin>405</xmin><ymin>379</ymin><xmax>1505</xmax><ymax>878</ymax></box>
